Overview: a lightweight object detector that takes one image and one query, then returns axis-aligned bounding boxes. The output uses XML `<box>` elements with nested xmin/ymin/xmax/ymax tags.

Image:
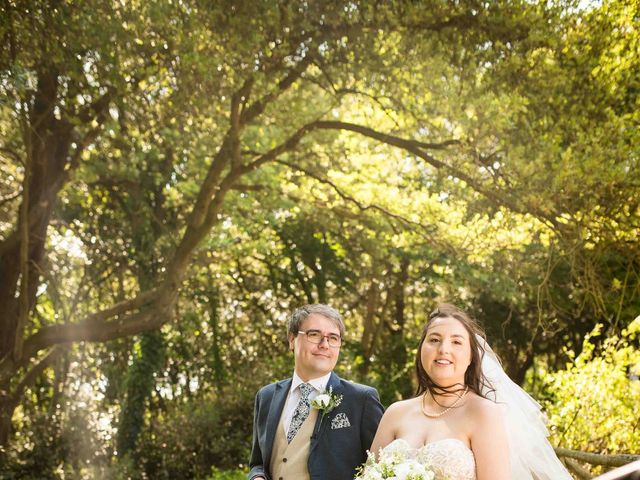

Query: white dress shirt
<box><xmin>282</xmin><ymin>371</ymin><xmax>332</xmax><ymax>433</ymax></box>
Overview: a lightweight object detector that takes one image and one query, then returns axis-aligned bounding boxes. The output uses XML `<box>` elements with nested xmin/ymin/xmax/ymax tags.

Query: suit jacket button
<box><xmin>282</xmin><ymin>457</ymin><xmax>287</xmax><ymax>462</ymax></box>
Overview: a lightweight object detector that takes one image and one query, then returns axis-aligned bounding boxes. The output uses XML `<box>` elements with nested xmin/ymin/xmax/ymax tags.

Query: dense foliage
<box><xmin>0</xmin><ymin>0</ymin><xmax>638</xmax><ymax>478</ymax></box>
<box><xmin>532</xmin><ymin>318</ymin><xmax>640</xmax><ymax>462</ymax></box>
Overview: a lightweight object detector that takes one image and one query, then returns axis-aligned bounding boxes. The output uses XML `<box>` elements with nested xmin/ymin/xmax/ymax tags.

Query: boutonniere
<box><xmin>311</xmin><ymin>386</ymin><xmax>343</xmax><ymax>432</ymax></box>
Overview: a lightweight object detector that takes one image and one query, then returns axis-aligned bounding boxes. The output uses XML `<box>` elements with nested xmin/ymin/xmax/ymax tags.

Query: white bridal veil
<box><xmin>477</xmin><ymin>335</ymin><xmax>573</xmax><ymax>480</ymax></box>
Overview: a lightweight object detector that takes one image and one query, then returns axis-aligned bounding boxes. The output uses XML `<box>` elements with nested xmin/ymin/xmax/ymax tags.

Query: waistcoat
<box><xmin>269</xmin><ymin>407</ymin><xmax>319</xmax><ymax>480</ymax></box>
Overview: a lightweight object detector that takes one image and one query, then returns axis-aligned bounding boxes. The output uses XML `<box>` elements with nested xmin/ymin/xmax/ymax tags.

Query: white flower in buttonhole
<box><xmin>311</xmin><ymin>386</ymin><xmax>342</xmax><ymax>421</ymax></box>
<box><xmin>314</xmin><ymin>393</ymin><xmax>332</xmax><ymax>408</ymax></box>
<box><xmin>310</xmin><ymin>386</ymin><xmax>343</xmax><ymax>435</ymax></box>
<box><xmin>311</xmin><ymin>386</ymin><xmax>342</xmax><ymax>413</ymax></box>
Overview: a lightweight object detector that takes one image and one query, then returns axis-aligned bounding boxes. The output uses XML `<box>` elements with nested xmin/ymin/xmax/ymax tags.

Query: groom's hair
<box><xmin>288</xmin><ymin>304</ymin><xmax>345</xmax><ymax>338</ymax></box>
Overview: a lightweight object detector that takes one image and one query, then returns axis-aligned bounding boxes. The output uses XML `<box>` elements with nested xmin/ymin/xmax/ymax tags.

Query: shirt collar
<box><xmin>291</xmin><ymin>371</ymin><xmax>332</xmax><ymax>393</ymax></box>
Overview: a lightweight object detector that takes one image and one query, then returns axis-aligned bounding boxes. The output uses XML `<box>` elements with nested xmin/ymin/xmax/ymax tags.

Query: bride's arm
<box><xmin>470</xmin><ymin>400</ymin><xmax>511</xmax><ymax>480</ymax></box>
<box><xmin>369</xmin><ymin>402</ymin><xmax>402</xmax><ymax>457</ymax></box>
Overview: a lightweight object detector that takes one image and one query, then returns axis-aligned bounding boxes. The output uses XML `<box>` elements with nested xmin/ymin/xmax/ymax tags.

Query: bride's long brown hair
<box><xmin>415</xmin><ymin>303</ymin><xmax>496</xmax><ymax>401</ymax></box>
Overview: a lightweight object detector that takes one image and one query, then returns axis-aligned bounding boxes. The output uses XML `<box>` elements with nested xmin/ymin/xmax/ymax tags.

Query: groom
<box><xmin>248</xmin><ymin>304</ymin><xmax>384</xmax><ymax>480</ymax></box>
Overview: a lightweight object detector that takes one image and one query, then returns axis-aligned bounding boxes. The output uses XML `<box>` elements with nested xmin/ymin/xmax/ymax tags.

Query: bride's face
<box><xmin>420</xmin><ymin>316</ymin><xmax>472</xmax><ymax>386</ymax></box>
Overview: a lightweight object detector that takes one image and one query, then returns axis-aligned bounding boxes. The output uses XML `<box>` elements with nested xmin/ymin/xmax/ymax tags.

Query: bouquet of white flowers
<box><xmin>355</xmin><ymin>440</ymin><xmax>436</xmax><ymax>480</ymax></box>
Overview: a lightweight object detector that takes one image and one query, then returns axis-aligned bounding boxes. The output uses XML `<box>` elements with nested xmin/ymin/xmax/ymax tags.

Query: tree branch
<box><xmin>555</xmin><ymin>447</ymin><xmax>640</xmax><ymax>468</ymax></box>
<box><xmin>75</xmin><ymin>88</ymin><xmax>114</xmax><ymax>123</ymax></box>
<box><xmin>274</xmin><ymin>157</ymin><xmax>437</xmax><ymax>234</ymax></box>
<box><xmin>230</xmin><ymin>77</ymin><xmax>254</xmax><ymax>169</ymax></box>
<box><xmin>9</xmin><ymin>345</ymin><xmax>65</xmax><ymax>409</ymax></box>
<box><xmin>0</xmin><ymin>146</ymin><xmax>24</xmax><ymax>165</ymax></box>
<box><xmin>563</xmin><ymin>458</ymin><xmax>593</xmax><ymax>480</ymax></box>
<box><xmin>240</xmin><ymin>54</ymin><xmax>314</xmax><ymax>125</ymax></box>
<box><xmin>313</xmin><ymin>120</ymin><xmax>560</xmax><ymax>229</ymax></box>
<box><xmin>0</xmin><ymin>189</ymin><xmax>21</xmax><ymax>207</ymax></box>
<box><xmin>14</xmin><ymin>134</ymin><xmax>31</xmax><ymax>361</ymax></box>
<box><xmin>0</xmin><ymin>289</ymin><xmax>159</xmax><ymax>383</ymax></box>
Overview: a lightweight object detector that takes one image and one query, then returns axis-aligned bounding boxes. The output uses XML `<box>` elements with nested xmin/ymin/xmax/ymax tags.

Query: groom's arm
<box><xmin>360</xmin><ymin>387</ymin><xmax>384</xmax><ymax>454</ymax></box>
<box><xmin>248</xmin><ymin>391</ymin><xmax>267</xmax><ymax>480</ymax></box>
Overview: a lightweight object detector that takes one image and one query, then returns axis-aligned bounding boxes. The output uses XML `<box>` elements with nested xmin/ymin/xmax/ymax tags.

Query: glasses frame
<box><xmin>297</xmin><ymin>329</ymin><xmax>342</xmax><ymax>348</ymax></box>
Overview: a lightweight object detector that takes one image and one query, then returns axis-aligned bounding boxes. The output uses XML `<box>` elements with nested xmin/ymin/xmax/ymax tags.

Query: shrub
<box><xmin>135</xmin><ymin>389</ymin><xmax>253</xmax><ymax>479</ymax></box>
<box><xmin>533</xmin><ymin>317</ymin><xmax>640</xmax><ymax>455</ymax></box>
<box><xmin>207</xmin><ymin>467</ymin><xmax>248</xmax><ymax>480</ymax></box>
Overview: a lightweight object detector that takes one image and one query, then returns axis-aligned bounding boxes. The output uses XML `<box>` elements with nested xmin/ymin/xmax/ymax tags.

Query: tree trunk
<box><xmin>0</xmin><ymin>69</ymin><xmax>73</xmax><ymax>445</ymax></box>
<box><xmin>116</xmin><ymin>330</ymin><xmax>165</xmax><ymax>457</ymax></box>
<box><xmin>389</xmin><ymin>257</ymin><xmax>412</xmax><ymax>398</ymax></box>
<box><xmin>209</xmin><ymin>286</ymin><xmax>225</xmax><ymax>394</ymax></box>
<box><xmin>0</xmin><ymin>69</ymin><xmax>72</xmax><ymax>361</ymax></box>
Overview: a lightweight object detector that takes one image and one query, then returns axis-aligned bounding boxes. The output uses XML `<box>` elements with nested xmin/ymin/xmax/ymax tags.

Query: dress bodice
<box><xmin>383</xmin><ymin>438</ymin><xmax>476</xmax><ymax>480</ymax></box>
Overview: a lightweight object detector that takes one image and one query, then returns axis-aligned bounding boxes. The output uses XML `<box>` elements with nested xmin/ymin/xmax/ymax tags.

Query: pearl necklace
<box><xmin>421</xmin><ymin>386</ymin><xmax>469</xmax><ymax>418</ymax></box>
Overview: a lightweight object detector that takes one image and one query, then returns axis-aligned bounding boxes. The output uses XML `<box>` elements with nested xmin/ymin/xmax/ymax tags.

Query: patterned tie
<box><xmin>287</xmin><ymin>383</ymin><xmax>314</xmax><ymax>443</ymax></box>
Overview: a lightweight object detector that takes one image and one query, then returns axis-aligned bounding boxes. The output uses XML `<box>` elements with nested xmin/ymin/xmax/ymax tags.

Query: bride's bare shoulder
<box><xmin>465</xmin><ymin>392</ymin><xmax>504</xmax><ymax>424</ymax></box>
<box><xmin>384</xmin><ymin>396</ymin><xmax>421</xmax><ymax>417</ymax></box>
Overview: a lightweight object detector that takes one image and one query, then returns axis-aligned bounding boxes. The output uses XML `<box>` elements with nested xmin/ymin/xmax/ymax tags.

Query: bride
<box><xmin>369</xmin><ymin>303</ymin><xmax>572</xmax><ymax>480</ymax></box>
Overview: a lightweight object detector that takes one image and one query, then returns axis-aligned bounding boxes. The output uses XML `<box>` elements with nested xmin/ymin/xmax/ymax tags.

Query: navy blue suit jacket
<box><xmin>248</xmin><ymin>372</ymin><xmax>384</xmax><ymax>480</ymax></box>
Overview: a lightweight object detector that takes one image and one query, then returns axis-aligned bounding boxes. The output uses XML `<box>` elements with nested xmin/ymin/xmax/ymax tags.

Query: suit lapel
<box><xmin>264</xmin><ymin>378</ymin><xmax>291</xmax><ymax>466</ymax></box>
<box><xmin>310</xmin><ymin>372</ymin><xmax>343</xmax><ymax>450</ymax></box>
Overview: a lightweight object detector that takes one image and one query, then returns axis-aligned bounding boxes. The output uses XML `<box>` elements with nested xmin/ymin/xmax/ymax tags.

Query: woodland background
<box><xmin>0</xmin><ymin>1</ymin><xmax>639</xmax><ymax>479</ymax></box>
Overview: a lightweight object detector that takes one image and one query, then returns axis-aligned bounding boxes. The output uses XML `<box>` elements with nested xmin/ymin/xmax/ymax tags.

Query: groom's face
<box><xmin>289</xmin><ymin>313</ymin><xmax>341</xmax><ymax>381</ymax></box>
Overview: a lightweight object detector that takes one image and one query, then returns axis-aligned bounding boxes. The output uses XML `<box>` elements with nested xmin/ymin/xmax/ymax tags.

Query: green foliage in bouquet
<box><xmin>355</xmin><ymin>440</ymin><xmax>435</xmax><ymax>480</ymax></box>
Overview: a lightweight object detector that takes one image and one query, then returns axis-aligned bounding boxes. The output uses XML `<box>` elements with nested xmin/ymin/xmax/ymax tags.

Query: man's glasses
<box><xmin>297</xmin><ymin>329</ymin><xmax>342</xmax><ymax>348</ymax></box>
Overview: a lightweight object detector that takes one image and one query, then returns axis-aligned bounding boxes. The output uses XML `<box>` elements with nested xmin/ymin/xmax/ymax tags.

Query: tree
<box><xmin>1</xmin><ymin>2</ymin><xmax>638</xmax><ymax>473</ymax></box>
<box><xmin>2</xmin><ymin>0</ymin><xmax>559</xmax><ymax>447</ymax></box>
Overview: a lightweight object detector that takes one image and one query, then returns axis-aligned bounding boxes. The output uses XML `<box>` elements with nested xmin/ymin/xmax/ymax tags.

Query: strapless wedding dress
<box><xmin>382</xmin><ymin>438</ymin><xmax>476</xmax><ymax>480</ymax></box>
